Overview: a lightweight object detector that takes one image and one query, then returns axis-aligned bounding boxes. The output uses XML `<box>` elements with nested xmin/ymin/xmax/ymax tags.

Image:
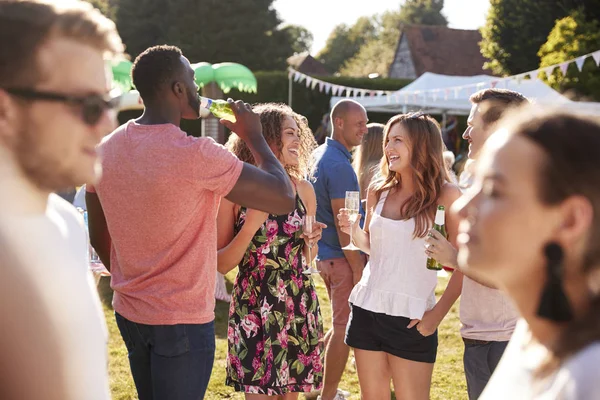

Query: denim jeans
<box><xmin>463</xmin><ymin>339</ymin><xmax>509</xmax><ymax>400</ymax></box>
<box><xmin>115</xmin><ymin>312</ymin><xmax>215</xmax><ymax>400</ymax></box>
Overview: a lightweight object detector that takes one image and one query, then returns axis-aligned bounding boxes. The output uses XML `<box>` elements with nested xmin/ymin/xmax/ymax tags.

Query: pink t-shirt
<box><xmin>88</xmin><ymin>120</ymin><xmax>243</xmax><ymax>325</ymax></box>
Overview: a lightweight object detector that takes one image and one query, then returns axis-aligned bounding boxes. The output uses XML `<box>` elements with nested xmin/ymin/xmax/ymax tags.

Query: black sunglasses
<box><xmin>4</xmin><ymin>88</ymin><xmax>121</xmax><ymax>126</ymax></box>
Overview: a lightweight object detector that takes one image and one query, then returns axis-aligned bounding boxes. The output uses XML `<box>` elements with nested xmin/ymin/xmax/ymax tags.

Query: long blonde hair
<box><xmin>225</xmin><ymin>103</ymin><xmax>316</xmax><ymax>181</ymax></box>
<box><xmin>373</xmin><ymin>113</ymin><xmax>449</xmax><ymax>238</ymax></box>
<box><xmin>353</xmin><ymin>123</ymin><xmax>384</xmax><ymax>200</ymax></box>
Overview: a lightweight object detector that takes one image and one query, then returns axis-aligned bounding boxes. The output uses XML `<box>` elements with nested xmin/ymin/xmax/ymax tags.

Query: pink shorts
<box><xmin>317</xmin><ymin>257</ymin><xmax>355</xmax><ymax>327</ymax></box>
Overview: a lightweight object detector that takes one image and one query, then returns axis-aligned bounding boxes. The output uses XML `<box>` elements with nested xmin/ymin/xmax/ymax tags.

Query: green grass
<box><xmin>99</xmin><ymin>271</ymin><xmax>467</xmax><ymax>400</ymax></box>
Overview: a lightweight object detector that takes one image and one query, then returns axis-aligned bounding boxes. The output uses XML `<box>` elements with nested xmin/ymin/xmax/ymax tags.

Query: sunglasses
<box><xmin>4</xmin><ymin>88</ymin><xmax>121</xmax><ymax>126</ymax></box>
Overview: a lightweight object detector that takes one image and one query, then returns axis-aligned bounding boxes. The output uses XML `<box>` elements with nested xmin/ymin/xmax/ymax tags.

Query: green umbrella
<box><xmin>191</xmin><ymin>62</ymin><xmax>257</xmax><ymax>94</ymax></box>
<box><xmin>111</xmin><ymin>59</ymin><xmax>133</xmax><ymax>93</ymax></box>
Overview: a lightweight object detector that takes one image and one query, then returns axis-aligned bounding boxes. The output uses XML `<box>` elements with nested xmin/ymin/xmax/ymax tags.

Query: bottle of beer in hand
<box><xmin>199</xmin><ymin>96</ymin><xmax>236</xmax><ymax>123</ymax></box>
<box><xmin>426</xmin><ymin>205</ymin><xmax>447</xmax><ymax>271</ymax></box>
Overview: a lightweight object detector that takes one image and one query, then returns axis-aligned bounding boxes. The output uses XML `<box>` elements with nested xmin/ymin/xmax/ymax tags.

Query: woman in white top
<box><xmin>454</xmin><ymin>107</ymin><xmax>600</xmax><ymax>399</ymax></box>
<box><xmin>338</xmin><ymin>113</ymin><xmax>463</xmax><ymax>400</ymax></box>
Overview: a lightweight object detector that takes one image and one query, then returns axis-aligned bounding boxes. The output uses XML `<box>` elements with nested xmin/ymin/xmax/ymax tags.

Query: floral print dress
<box><xmin>226</xmin><ymin>195</ymin><xmax>324</xmax><ymax>395</ymax></box>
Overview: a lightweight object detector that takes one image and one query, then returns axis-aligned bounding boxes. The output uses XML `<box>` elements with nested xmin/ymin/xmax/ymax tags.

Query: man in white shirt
<box><xmin>425</xmin><ymin>89</ymin><xmax>528</xmax><ymax>400</ymax></box>
<box><xmin>0</xmin><ymin>1</ymin><xmax>123</xmax><ymax>398</ymax></box>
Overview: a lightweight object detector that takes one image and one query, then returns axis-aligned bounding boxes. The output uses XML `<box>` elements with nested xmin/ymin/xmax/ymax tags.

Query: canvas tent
<box><xmin>330</xmin><ymin>72</ymin><xmax>600</xmax><ymax>117</ymax></box>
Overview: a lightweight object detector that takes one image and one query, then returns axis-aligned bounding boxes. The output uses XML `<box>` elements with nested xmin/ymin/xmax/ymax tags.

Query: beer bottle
<box><xmin>426</xmin><ymin>205</ymin><xmax>447</xmax><ymax>271</ymax></box>
<box><xmin>199</xmin><ymin>96</ymin><xmax>236</xmax><ymax>123</ymax></box>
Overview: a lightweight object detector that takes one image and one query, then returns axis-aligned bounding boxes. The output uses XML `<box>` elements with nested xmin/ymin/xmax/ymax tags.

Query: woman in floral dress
<box><xmin>217</xmin><ymin>103</ymin><xmax>325</xmax><ymax>399</ymax></box>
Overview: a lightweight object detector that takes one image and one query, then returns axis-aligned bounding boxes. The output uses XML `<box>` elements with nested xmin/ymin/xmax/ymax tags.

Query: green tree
<box><xmin>341</xmin><ymin>0</ymin><xmax>447</xmax><ymax>77</ymax></box>
<box><xmin>480</xmin><ymin>0</ymin><xmax>579</xmax><ymax>75</ymax></box>
<box><xmin>316</xmin><ymin>17</ymin><xmax>377</xmax><ymax>73</ymax></box>
<box><xmin>116</xmin><ymin>0</ymin><xmax>294</xmax><ymax>70</ymax></box>
<box><xmin>538</xmin><ymin>9</ymin><xmax>600</xmax><ymax>100</ymax></box>
<box><xmin>339</xmin><ymin>11</ymin><xmax>403</xmax><ymax>77</ymax></box>
<box><xmin>398</xmin><ymin>0</ymin><xmax>447</xmax><ymax>26</ymax></box>
<box><xmin>281</xmin><ymin>24</ymin><xmax>314</xmax><ymax>55</ymax></box>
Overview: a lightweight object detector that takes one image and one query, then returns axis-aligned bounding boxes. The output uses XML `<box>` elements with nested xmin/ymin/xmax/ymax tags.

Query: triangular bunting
<box><xmin>559</xmin><ymin>62</ymin><xmax>569</xmax><ymax>75</ymax></box>
<box><xmin>305</xmin><ymin>76</ymin><xmax>312</xmax><ymax>88</ymax></box>
<box><xmin>593</xmin><ymin>51</ymin><xmax>600</xmax><ymax>66</ymax></box>
<box><xmin>491</xmin><ymin>81</ymin><xmax>498</xmax><ymax>88</ymax></box>
<box><xmin>324</xmin><ymin>83</ymin><xmax>331</xmax><ymax>94</ymax></box>
<box><xmin>293</xmin><ymin>72</ymin><xmax>301</xmax><ymax>82</ymax></box>
<box><xmin>318</xmin><ymin>81</ymin><xmax>325</xmax><ymax>92</ymax></box>
<box><xmin>575</xmin><ymin>57</ymin><xmax>586</xmax><ymax>71</ymax></box>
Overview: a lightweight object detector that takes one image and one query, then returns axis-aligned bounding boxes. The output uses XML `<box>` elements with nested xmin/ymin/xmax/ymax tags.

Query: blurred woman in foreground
<box><xmin>454</xmin><ymin>108</ymin><xmax>600</xmax><ymax>399</ymax></box>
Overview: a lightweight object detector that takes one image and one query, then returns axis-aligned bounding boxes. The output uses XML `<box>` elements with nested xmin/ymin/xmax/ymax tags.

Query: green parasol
<box><xmin>111</xmin><ymin>59</ymin><xmax>133</xmax><ymax>93</ymax></box>
<box><xmin>191</xmin><ymin>62</ymin><xmax>257</xmax><ymax>94</ymax></box>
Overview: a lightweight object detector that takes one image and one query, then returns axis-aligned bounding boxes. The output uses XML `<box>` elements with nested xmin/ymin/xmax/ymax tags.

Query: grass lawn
<box><xmin>99</xmin><ymin>271</ymin><xmax>467</xmax><ymax>400</ymax></box>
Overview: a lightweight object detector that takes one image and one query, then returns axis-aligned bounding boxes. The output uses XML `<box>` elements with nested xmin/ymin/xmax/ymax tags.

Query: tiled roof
<box><xmin>287</xmin><ymin>52</ymin><xmax>330</xmax><ymax>76</ymax></box>
<box><xmin>398</xmin><ymin>25</ymin><xmax>491</xmax><ymax>76</ymax></box>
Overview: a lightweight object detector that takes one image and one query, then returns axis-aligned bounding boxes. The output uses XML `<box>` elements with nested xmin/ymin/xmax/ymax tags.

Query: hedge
<box><xmin>119</xmin><ymin>72</ymin><xmax>413</xmax><ymax>139</ymax></box>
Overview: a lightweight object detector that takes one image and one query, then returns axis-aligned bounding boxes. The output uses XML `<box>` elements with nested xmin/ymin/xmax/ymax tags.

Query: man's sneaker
<box><xmin>317</xmin><ymin>389</ymin><xmax>351</xmax><ymax>400</ymax></box>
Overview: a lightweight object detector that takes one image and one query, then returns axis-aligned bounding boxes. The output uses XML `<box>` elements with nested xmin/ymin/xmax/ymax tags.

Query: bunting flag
<box><xmin>286</xmin><ymin>48</ymin><xmax>600</xmax><ymax>101</ymax></box>
<box><xmin>594</xmin><ymin>52</ymin><xmax>600</xmax><ymax>66</ymax></box>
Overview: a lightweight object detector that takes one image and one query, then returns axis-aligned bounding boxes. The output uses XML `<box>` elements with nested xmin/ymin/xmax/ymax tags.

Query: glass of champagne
<box><xmin>342</xmin><ymin>191</ymin><xmax>361</xmax><ymax>251</ymax></box>
<box><xmin>302</xmin><ymin>215</ymin><xmax>320</xmax><ymax>275</ymax></box>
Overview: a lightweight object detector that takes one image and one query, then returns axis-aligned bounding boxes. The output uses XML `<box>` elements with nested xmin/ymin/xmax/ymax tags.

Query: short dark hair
<box><xmin>470</xmin><ymin>89</ymin><xmax>529</xmax><ymax>127</ymax></box>
<box><xmin>132</xmin><ymin>45</ymin><xmax>184</xmax><ymax>101</ymax></box>
<box><xmin>470</xmin><ymin>88</ymin><xmax>528</xmax><ymax>106</ymax></box>
<box><xmin>0</xmin><ymin>0</ymin><xmax>123</xmax><ymax>87</ymax></box>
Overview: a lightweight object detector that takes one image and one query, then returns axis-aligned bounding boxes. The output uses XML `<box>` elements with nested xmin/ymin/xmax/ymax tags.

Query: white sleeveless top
<box><xmin>348</xmin><ymin>191</ymin><xmax>437</xmax><ymax>319</ymax></box>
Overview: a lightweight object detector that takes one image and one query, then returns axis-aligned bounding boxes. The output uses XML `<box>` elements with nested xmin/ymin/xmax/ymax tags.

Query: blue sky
<box><xmin>273</xmin><ymin>0</ymin><xmax>491</xmax><ymax>54</ymax></box>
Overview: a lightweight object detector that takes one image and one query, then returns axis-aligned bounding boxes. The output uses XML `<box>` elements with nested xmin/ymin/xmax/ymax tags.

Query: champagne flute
<box><xmin>342</xmin><ymin>191</ymin><xmax>361</xmax><ymax>251</ymax></box>
<box><xmin>302</xmin><ymin>215</ymin><xmax>320</xmax><ymax>275</ymax></box>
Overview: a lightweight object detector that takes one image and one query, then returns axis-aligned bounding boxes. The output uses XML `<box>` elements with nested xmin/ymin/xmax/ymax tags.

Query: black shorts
<box><xmin>345</xmin><ymin>304</ymin><xmax>438</xmax><ymax>363</ymax></box>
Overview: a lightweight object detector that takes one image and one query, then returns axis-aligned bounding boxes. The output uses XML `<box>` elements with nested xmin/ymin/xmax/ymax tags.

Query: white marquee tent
<box><xmin>330</xmin><ymin>72</ymin><xmax>600</xmax><ymax>117</ymax></box>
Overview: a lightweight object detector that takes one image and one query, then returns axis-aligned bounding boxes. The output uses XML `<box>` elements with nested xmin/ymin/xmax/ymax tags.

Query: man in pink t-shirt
<box><xmin>86</xmin><ymin>45</ymin><xmax>295</xmax><ymax>400</ymax></box>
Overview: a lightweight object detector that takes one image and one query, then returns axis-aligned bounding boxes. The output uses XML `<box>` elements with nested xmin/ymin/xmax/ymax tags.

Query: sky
<box><xmin>273</xmin><ymin>0</ymin><xmax>491</xmax><ymax>54</ymax></box>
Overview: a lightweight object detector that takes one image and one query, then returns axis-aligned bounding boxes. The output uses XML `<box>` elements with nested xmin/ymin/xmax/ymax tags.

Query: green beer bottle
<box><xmin>426</xmin><ymin>205</ymin><xmax>447</xmax><ymax>271</ymax></box>
<box><xmin>199</xmin><ymin>96</ymin><xmax>236</xmax><ymax>123</ymax></box>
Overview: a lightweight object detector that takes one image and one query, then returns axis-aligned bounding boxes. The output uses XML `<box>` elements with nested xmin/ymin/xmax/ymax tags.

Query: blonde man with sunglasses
<box><xmin>0</xmin><ymin>1</ymin><xmax>123</xmax><ymax>399</ymax></box>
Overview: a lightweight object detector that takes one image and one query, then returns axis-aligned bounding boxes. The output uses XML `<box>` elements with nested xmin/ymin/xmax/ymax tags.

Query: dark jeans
<box><xmin>115</xmin><ymin>312</ymin><xmax>215</xmax><ymax>400</ymax></box>
<box><xmin>463</xmin><ymin>339</ymin><xmax>509</xmax><ymax>400</ymax></box>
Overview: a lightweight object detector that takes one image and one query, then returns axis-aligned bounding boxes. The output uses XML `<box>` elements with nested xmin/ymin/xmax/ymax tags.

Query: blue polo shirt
<box><xmin>312</xmin><ymin>138</ymin><xmax>360</xmax><ymax>261</ymax></box>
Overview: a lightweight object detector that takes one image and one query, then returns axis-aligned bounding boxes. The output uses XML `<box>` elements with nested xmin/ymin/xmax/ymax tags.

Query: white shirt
<box><xmin>349</xmin><ymin>191</ymin><xmax>437</xmax><ymax>318</ymax></box>
<box><xmin>482</xmin><ymin>320</ymin><xmax>600</xmax><ymax>399</ymax></box>
<box><xmin>73</xmin><ymin>184</ymin><xmax>87</xmax><ymax>210</ymax></box>
<box><xmin>0</xmin><ymin>194</ymin><xmax>110</xmax><ymax>399</ymax></box>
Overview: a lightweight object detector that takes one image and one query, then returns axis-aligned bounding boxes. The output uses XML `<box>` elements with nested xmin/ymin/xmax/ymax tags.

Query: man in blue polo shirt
<box><xmin>312</xmin><ymin>99</ymin><xmax>368</xmax><ymax>400</ymax></box>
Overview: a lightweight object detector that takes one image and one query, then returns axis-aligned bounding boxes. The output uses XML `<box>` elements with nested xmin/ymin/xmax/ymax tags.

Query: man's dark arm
<box><xmin>221</xmin><ymin>100</ymin><xmax>295</xmax><ymax>215</ymax></box>
<box><xmin>85</xmin><ymin>191</ymin><xmax>111</xmax><ymax>270</ymax></box>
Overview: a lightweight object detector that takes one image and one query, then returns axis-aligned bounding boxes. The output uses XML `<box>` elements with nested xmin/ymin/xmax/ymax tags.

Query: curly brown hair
<box><xmin>225</xmin><ymin>103</ymin><xmax>317</xmax><ymax>181</ymax></box>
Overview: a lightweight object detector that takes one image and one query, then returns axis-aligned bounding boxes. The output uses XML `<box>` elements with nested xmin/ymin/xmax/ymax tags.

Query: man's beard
<box><xmin>187</xmin><ymin>89</ymin><xmax>201</xmax><ymax>118</ymax></box>
<box><xmin>13</xmin><ymin>123</ymin><xmax>87</xmax><ymax>193</ymax></box>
